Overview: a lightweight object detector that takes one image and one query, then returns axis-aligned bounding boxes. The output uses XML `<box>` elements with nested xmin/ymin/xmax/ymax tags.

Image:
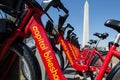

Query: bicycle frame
<box><xmin>30</xmin><ymin>19</ymin><xmax>67</xmax><ymax>80</ymax></box>
<box><xmin>67</xmin><ymin>40</ymin><xmax>80</xmax><ymax>61</ymax></box>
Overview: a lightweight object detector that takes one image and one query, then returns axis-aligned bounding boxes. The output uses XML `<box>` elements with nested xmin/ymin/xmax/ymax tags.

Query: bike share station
<box><xmin>0</xmin><ymin>0</ymin><xmax>120</xmax><ymax>80</ymax></box>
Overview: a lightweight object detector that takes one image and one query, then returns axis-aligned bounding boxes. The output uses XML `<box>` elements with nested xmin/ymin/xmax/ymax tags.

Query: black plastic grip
<box><xmin>44</xmin><ymin>0</ymin><xmax>69</xmax><ymax>14</ymax></box>
<box><xmin>67</xmin><ymin>24</ymin><xmax>74</xmax><ymax>31</ymax></box>
<box><xmin>60</xmin><ymin>24</ymin><xmax>74</xmax><ymax>32</ymax></box>
<box><xmin>58</xmin><ymin>2</ymin><xmax>69</xmax><ymax>14</ymax></box>
<box><xmin>58</xmin><ymin>14</ymin><xmax>68</xmax><ymax>29</ymax></box>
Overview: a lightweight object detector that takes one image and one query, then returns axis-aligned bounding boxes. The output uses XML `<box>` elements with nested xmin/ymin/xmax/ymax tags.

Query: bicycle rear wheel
<box><xmin>89</xmin><ymin>51</ymin><xmax>108</xmax><ymax>79</ymax></box>
<box><xmin>106</xmin><ymin>62</ymin><xmax>120</xmax><ymax>80</ymax></box>
<box><xmin>0</xmin><ymin>41</ymin><xmax>42</xmax><ymax>80</ymax></box>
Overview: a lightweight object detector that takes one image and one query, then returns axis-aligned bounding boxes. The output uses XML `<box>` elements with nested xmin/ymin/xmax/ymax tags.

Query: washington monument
<box><xmin>82</xmin><ymin>0</ymin><xmax>89</xmax><ymax>47</ymax></box>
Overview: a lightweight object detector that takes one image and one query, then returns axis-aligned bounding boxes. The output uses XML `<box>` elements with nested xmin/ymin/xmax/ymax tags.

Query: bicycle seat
<box><xmin>89</xmin><ymin>40</ymin><xmax>97</xmax><ymax>44</ymax></box>
<box><xmin>104</xmin><ymin>19</ymin><xmax>120</xmax><ymax>33</ymax></box>
<box><xmin>93</xmin><ymin>32</ymin><xmax>109</xmax><ymax>39</ymax></box>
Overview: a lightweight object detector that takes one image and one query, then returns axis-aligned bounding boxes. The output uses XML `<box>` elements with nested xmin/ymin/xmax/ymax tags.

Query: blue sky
<box><xmin>40</xmin><ymin>0</ymin><xmax>120</xmax><ymax>46</ymax></box>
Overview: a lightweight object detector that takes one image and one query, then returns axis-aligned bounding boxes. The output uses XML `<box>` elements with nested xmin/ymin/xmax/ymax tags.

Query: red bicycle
<box><xmin>95</xmin><ymin>19</ymin><xmax>120</xmax><ymax>80</ymax></box>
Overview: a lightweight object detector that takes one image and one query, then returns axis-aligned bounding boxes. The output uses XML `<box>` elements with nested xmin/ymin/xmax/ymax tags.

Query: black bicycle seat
<box><xmin>93</xmin><ymin>32</ymin><xmax>109</xmax><ymax>39</ymax></box>
<box><xmin>89</xmin><ymin>40</ymin><xmax>97</xmax><ymax>44</ymax></box>
<box><xmin>102</xmin><ymin>33</ymin><xmax>109</xmax><ymax>39</ymax></box>
<box><xmin>104</xmin><ymin>19</ymin><xmax>120</xmax><ymax>33</ymax></box>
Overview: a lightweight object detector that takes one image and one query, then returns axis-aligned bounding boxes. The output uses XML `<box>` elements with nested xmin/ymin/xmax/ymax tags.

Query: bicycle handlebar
<box><xmin>53</xmin><ymin>0</ymin><xmax>69</xmax><ymax>14</ymax></box>
<box><xmin>67</xmin><ymin>24</ymin><xmax>74</xmax><ymax>31</ymax></box>
<box><xmin>44</xmin><ymin>0</ymin><xmax>69</xmax><ymax>14</ymax></box>
<box><xmin>58</xmin><ymin>14</ymin><xmax>68</xmax><ymax>30</ymax></box>
<box><xmin>59</xmin><ymin>23</ymin><xmax>74</xmax><ymax>34</ymax></box>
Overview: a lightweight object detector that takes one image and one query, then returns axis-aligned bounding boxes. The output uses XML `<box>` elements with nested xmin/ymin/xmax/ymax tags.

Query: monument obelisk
<box><xmin>82</xmin><ymin>0</ymin><xmax>89</xmax><ymax>47</ymax></box>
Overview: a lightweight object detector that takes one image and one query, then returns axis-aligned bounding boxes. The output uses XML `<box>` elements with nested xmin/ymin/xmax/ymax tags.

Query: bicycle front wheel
<box><xmin>106</xmin><ymin>62</ymin><xmax>120</xmax><ymax>80</ymax></box>
<box><xmin>0</xmin><ymin>41</ymin><xmax>42</xmax><ymax>80</ymax></box>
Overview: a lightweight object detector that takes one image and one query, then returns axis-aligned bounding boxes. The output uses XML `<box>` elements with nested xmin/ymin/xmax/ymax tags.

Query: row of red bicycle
<box><xmin>0</xmin><ymin>0</ymin><xmax>120</xmax><ymax>80</ymax></box>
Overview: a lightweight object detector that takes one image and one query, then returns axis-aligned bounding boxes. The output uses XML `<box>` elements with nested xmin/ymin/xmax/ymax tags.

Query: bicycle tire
<box><xmin>31</xmin><ymin>46</ymin><xmax>64</xmax><ymax>70</ymax></box>
<box><xmin>0</xmin><ymin>41</ymin><xmax>42</xmax><ymax>80</ymax></box>
<box><xmin>25</xmin><ymin>37</ymin><xmax>65</xmax><ymax>80</ymax></box>
<box><xmin>90</xmin><ymin>51</ymin><xmax>107</xmax><ymax>65</ymax></box>
<box><xmin>53</xmin><ymin>46</ymin><xmax>64</xmax><ymax>70</ymax></box>
<box><xmin>44</xmin><ymin>46</ymin><xmax>65</xmax><ymax>80</ymax></box>
<box><xmin>106</xmin><ymin>62</ymin><xmax>120</xmax><ymax>80</ymax></box>
<box><xmin>89</xmin><ymin>51</ymin><xmax>107</xmax><ymax>79</ymax></box>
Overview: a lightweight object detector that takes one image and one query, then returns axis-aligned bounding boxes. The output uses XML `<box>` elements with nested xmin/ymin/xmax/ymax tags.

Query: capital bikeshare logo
<box><xmin>32</xmin><ymin>26</ymin><xmax>60</xmax><ymax>80</ymax></box>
